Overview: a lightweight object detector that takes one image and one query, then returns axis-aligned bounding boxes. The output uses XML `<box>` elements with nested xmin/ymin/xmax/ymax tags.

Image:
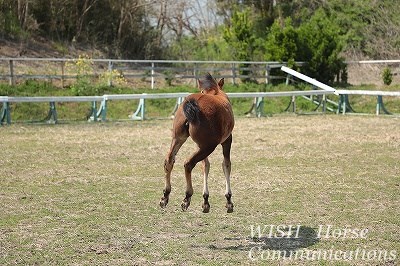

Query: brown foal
<box><xmin>160</xmin><ymin>73</ymin><xmax>235</xmax><ymax>213</ymax></box>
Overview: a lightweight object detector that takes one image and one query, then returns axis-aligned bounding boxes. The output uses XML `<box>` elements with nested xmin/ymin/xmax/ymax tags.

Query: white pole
<box><xmin>151</xmin><ymin>63</ymin><xmax>155</xmax><ymax>89</ymax></box>
<box><xmin>281</xmin><ymin>66</ymin><xmax>339</xmax><ymax>95</ymax></box>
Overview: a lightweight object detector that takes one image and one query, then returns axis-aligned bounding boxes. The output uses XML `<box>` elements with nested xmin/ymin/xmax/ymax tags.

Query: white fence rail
<box><xmin>280</xmin><ymin>66</ymin><xmax>400</xmax><ymax>115</ymax></box>
<box><xmin>335</xmin><ymin>90</ymin><xmax>400</xmax><ymax>115</ymax></box>
<box><xmin>2</xmin><ymin>88</ymin><xmax>400</xmax><ymax>125</ymax></box>
<box><xmin>336</xmin><ymin>90</ymin><xmax>400</xmax><ymax>96</ymax></box>
<box><xmin>1</xmin><ymin>90</ymin><xmax>337</xmax><ymax>124</ymax></box>
<box><xmin>2</xmin><ymin>63</ymin><xmax>400</xmax><ymax>124</ymax></box>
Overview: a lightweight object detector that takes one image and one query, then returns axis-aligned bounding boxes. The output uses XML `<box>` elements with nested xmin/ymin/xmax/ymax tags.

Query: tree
<box><xmin>216</xmin><ymin>0</ymin><xmax>276</xmax><ymax>27</ymax></box>
<box><xmin>223</xmin><ymin>7</ymin><xmax>255</xmax><ymax>61</ymax></box>
<box><xmin>0</xmin><ymin>0</ymin><xmax>30</xmax><ymax>36</ymax></box>
<box><xmin>263</xmin><ymin>9</ymin><xmax>345</xmax><ymax>84</ymax></box>
<box><xmin>223</xmin><ymin>7</ymin><xmax>259</xmax><ymax>81</ymax></box>
<box><xmin>1</xmin><ymin>0</ymin><xmax>399</xmax><ymax>61</ymax></box>
<box><xmin>297</xmin><ymin>9</ymin><xmax>345</xmax><ymax>84</ymax></box>
<box><xmin>264</xmin><ymin>18</ymin><xmax>299</xmax><ymax>65</ymax></box>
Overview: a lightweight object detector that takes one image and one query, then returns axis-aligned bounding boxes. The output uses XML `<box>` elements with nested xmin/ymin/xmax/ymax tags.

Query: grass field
<box><xmin>0</xmin><ymin>115</ymin><xmax>399</xmax><ymax>265</ymax></box>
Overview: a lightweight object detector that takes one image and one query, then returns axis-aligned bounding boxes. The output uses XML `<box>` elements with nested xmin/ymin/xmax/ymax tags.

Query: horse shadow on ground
<box><xmin>209</xmin><ymin>226</ymin><xmax>319</xmax><ymax>257</ymax></box>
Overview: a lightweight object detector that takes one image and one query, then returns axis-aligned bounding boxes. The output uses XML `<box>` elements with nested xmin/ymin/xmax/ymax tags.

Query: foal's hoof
<box><xmin>202</xmin><ymin>203</ymin><xmax>210</xmax><ymax>213</ymax></box>
<box><xmin>226</xmin><ymin>203</ymin><xmax>234</xmax><ymax>213</ymax></box>
<box><xmin>159</xmin><ymin>197</ymin><xmax>169</xmax><ymax>208</ymax></box>
<box><xmin>181</xmin><ymin>199</ymin><xmax>190</xmax><ymax>211</ymax></box>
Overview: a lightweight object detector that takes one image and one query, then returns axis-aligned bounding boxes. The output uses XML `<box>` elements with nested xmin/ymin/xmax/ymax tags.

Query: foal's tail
<box><xmin>183</xmin><ymin>99</ymin><xmax>200</xmax><ymax>123</ymax></box>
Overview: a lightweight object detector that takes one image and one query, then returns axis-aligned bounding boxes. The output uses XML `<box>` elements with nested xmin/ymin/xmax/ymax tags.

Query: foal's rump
<box><xmin>182</xmin><ymin>94</ymin><xmax>234</xmax><ymax>145</ymax></box>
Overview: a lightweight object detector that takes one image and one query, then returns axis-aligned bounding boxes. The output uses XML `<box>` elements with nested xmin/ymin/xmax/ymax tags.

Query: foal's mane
<box><xmin>199</xmin><ymin>73</ymin><xmax>218</xmax><ymax>90</ymax></box>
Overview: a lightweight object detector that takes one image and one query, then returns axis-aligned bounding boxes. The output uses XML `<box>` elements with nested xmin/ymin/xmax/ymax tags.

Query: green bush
<box><xmin>297</xmin><ymin>9</ymin><xmax>345</xmax><ymax>84</ymax></box>
<box><xmin>263</xmin><ymin>10</ymin><xmax>345</xmax><ymax>85</ymax></box>
<box><xmin>163</xmin><ymin>70</ymin><xmax>175</xmax><ymax>86</ymax></box>
<box><xmin>382</xmin><ymin>67</ymin><xmax>393</xmax><ymax>85</ymax></box>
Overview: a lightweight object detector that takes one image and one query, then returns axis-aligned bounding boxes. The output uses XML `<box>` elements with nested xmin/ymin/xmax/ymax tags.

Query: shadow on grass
<box><xmin>210</xmin><ymin>226</ymin><xmax>319</xmax><ymax>257</ymax></box>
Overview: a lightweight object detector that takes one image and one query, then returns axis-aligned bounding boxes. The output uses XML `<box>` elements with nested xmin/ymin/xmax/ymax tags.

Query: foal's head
<box><xmin>198</xmin><ymin>73</ymin><xmax>224</xmax><ymax>95</ymax></box>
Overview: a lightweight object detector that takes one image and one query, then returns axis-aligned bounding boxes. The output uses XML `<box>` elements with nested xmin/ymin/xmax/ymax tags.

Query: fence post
<box><xmin>341</xmin><ymin>95</ymin><xmax>347</xmax><ymax>115</ymax></box>
<box><xmin>193</xmin><ymin>63</ymin><xmax>198</xmax><ymax>86</ymax></box>
<box><xmin>92</xmin><ymin>101</ymin><xmax>98</xmax><ymax>122</ymax></box>
<box><xmin>108</xmin><ymin>61</ymin><xmax>113</xmax><ymax>87</ymax></box>
<box><xmin>131</xmin><ymin>94</ymin><xmax>146</xmax><ymax>120</ymax></box>
<box><xmin>377</xmin><ymin>95</ymin><xmax>392</xmax><ymax>115</ymax></box>
<box><xmin>256</xmin><ymin>97</ymin><xmax>264</xmax><ymax>117</ymax></box>
<box><xmin>101</xmin><ymin>97</ymin><xmax>108</xmax><ymax>121</ymax></box>
<box><xmin>231</xmin><ymin>63</ymin><xmax>236</xmax><ymax>85</ymax></box>
<box><xmin>9</xmin><ymin>60</ymin><xmax>15</xmax><ymax>86</ymax></box>
<box><xmin>151</xmin><ymin>62</ymin><xmax>155</xmax><ymax>89</ymax></box>
<box><xmin>322</xmin><ymin>94</ymin><xmax>327</xmax><ymax>113</ymax></box>
<box><xmin>291</xmin><ymin>96</ymin><xmax>296</xmax><ymax>112</ymax></box>
<box><xmin>265</xmin><ymin>64</ymin><xmax>270</xmax><ymax>84</ymax></box>
<box><xmin>286</xmin><ymin>74</ymin><xmax>292</xmax><ymax>85</ymax></box>
<box><xmin>171</xmin><ymin>97</ymin><xmax>184</xmax><ymax>117</ymax></box>
<box><xmin>1</xmin><ymin>101</ymin><xmax>11</xmax><ymax>125</ymax></box>
<box><xmin>45</xmin><ymin>102</ymin><xmax>58</xmax><ymax>123</ymax></box>
<box><xmin>61</xmin><ymin>61</ymin><xmax>65</xmax><ymax>88</ymax></box>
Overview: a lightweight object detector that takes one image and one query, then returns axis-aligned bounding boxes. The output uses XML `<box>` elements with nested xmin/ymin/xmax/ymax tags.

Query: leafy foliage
<box><xmin>223</xmin><ymin>8</ymin><xmax>261</xmax><ymax>82</ymax></box>
<box><xmin>1</xmin><ymin>0</ymin><xmax>399</xmax><ymax>67</ymax></box>
<box><xmin>223</xmin><ymin>7</ymin><xmax>257</xmax><ymax>62</ymax></box>
<box><xmin>264</xmin><ymin>18</ymin><xmax>299</xmax><ymax>64</ymax></box>
<box><xmin>382</xmin><ymin>67</ymin><xmax>393</xmax><ymax>86</ymax></box>
<box><xmin>263</xmin><ymin>11</ymin><xmax>345</xmax><ymax>84</ymax></box>
<box><xmin>65</xmin><ymin>55</ymin><xmax>94</xmax><ymax>95</ymax></box>
<box><xmin>166</xmin><ymin>32</ymin><xmax>230</xmax><ymax>61</ymax></box>
<box><xmin>297</xmin><ymin>9</ymin><xmax>345</xmax><ymax>84</ymax></box>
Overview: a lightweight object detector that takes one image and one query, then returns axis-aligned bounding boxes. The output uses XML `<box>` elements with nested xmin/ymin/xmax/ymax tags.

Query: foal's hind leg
<box><xmin>201</xmin><ymin>157</ymin><xmax>210</xmax><ymax>213</ymax></box>
<box><xmin>222</xmin><ymin>135</ymin><xmax>234</xmax><ymax>213</ymax></box>
<box><xmin>160</xmin><ymin>109</ymin><xmax>189</xmax><ymax>208</ymax></box>
<box><xmin>182</xmin><ymin>146</ymin><xmax>216</xmax><ymax>211</ymax></box>
<box><xmin>160</xmin><ymin>137</ymin><xmax>187</xmax><ymax>208</ymax></box>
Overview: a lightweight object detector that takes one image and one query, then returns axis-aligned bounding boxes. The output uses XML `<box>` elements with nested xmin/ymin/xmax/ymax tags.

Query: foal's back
<box><xmin>184</xmin><ymin>92</ymin><xmax>234</xmax><ymax>146</ymax></box>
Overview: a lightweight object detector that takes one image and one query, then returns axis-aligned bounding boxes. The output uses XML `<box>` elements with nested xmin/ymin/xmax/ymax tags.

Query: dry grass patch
<box><xmin>0</xmin><ymin>115</ymin><xmax>399</xmax><ymax>265</ymax></box>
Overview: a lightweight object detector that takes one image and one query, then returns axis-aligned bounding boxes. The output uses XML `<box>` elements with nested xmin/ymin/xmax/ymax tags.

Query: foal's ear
<box><xmin>197</xmin><ymin>79</ymin><xmax>202</xmax><ymax>89</ymax></box>
<box><xmin>218</xmin><ymin>78</ymin><xmax>224</xmax><ymax>89</ymax></box>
